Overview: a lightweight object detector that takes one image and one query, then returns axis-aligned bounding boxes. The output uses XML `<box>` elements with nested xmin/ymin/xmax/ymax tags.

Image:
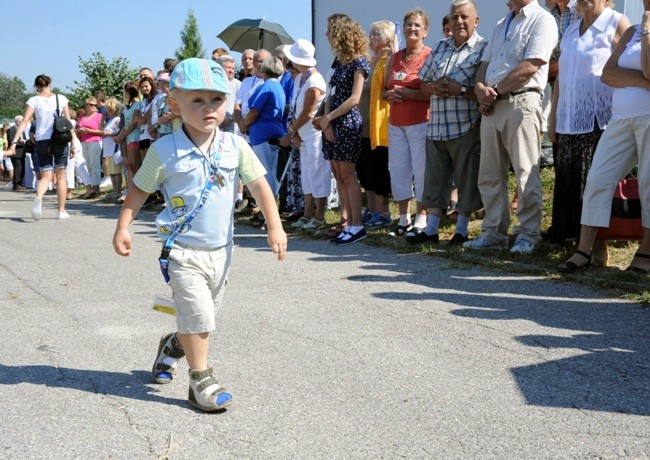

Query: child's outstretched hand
<box><xmin>267</xmin><ymin>227</ymin><xmax>287</xmax><ymax>261</ymax></box>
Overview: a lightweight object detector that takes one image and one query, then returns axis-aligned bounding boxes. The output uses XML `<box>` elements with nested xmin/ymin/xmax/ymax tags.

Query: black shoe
<box><xmin>250</xmin><ymin>211</ymin><xmax>264</xmax><ymax>224</ymax></box>
<box><xmin>387</xmin><ymin>224</ymin><xmax>413</xmax><ymax>237</ymax></box>
<box><xmin>329</xmin><ymin>231</ymin><xmax>347</xmax><ymax>243</ymax></box>
<box><xmin>446</xmin><ymin>200</ymin><xmax>457</xmax><ymax>216</ymax></box>
<box><xmin>335</xmin><ymin>229</ymin><xmax>367</xmax><ymax>245</ymax></box>
<box><xmin>449</xmin><ymin>233</ymin><xmax>468</xmax><ymax>245</ymax></box>
<box><xmin>405</xmin><ymin>231</ymin><xmax>439</xmax><ymax>245</ymax></box>
<box><xmin>234</xmin><ymin>199</ymin><xmax>246</xmax><ymax>213</ymax></box>
<box><xmin>142</xmin><ymin>194</ymin><xmax>156</xmax><ymax>208</ymax></box>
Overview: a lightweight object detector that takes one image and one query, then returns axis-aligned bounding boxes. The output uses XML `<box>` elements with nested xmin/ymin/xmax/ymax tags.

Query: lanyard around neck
<box><xmin>505</xmin><ymin>11</ymin><xmax>516</xmax><ymax>40</ymax></box>
<box><xmin>158</xmin><ymin>131</ymin><xmax>226</xmax><ymax>283</ymax></box>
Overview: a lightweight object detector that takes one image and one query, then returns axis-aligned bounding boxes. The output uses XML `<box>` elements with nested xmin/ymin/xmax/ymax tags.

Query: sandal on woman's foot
<box><xmin>323</xmin><ymin>225</ymin><xmax>343</xmax><ymax>239</ymax></box>
<box><xmin>625</xmin><ymin>253</ymin><xmax>650</xmax><ymax>275</ymax></box>
<box><xmin>188</xmin><ymin>367</ymin><xmax>233</xmax><ymax>412</ymax></box>
<box><xmin>557</xmin><ymin>250</ymin><xmax>592</xmax><ymax>274</ymax></box>
<box><xmin>152</xmin><ymin>332</ymin><xmax>185</xmax><ymax>384</ymax></box>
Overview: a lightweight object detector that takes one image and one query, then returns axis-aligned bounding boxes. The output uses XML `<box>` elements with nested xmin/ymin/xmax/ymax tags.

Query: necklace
<box><xmin>401</xmin><ymin>46</ymin><xmax>424</xmax><ymax>72</ymax></box>
<box><xmin>403</xmin><ymin>45</ymin><xmax>424</xmax><ymax>62</ymax></box>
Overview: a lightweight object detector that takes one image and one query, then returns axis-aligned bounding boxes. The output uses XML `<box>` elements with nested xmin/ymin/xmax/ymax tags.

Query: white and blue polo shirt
<box><xmin>134</xmin><ymin>126</ymin><xmax>266</xmax><ymax>248</ymax></box>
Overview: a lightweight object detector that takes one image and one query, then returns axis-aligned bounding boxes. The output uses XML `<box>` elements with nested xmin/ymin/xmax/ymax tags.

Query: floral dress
<box><xmin>323</xmin><ymin>56</ymin><xmax>370</xmax><ymax>162</ymax></box>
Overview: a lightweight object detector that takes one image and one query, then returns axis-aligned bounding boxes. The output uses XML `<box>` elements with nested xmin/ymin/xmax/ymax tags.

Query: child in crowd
<box><xmin>112</xmin><ymin>58</ymin><xmax>287</xmax><ymax>412</ymax></box>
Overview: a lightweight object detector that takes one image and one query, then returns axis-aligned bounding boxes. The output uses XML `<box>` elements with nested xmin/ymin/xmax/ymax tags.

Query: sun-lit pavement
<box><xmin>1</xmin><ymin>187</ymin><xmax>649</xmax><ymax>459</ymax></box>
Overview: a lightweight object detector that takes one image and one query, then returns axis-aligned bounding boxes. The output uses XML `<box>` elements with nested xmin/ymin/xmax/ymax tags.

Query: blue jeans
<box><xmin>252</xmin><ymin>141</ymin><xmax>279</xmax><ymax>195</ymax></box>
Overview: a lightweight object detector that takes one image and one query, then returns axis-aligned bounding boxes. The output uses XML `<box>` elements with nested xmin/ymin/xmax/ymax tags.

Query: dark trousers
<box><xmin>11</xmin><ymin>156</ymin><xmax>25</xmax><ymax>188</ymax></box>
<box><xmin>276</xmin><ymin>146</ymin><xmax>291</xmax><ymax>209</ymax></box>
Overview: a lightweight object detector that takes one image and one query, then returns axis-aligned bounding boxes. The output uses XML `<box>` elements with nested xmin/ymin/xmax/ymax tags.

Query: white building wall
<box><xmin>312</xmin><ymin>0</ymin><xmax>641</xmax><ymax>69</ymax></box>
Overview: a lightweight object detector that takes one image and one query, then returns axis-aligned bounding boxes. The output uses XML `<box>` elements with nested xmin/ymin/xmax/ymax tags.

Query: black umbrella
<box><xmin>217</xmin><ymin>18</ymin><xmax>294</xmax><ymax>52</ymax></box>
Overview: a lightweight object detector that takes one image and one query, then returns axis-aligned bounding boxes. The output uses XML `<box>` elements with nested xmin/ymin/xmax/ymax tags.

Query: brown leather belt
<box><xmin>497</xmin><ymin>88</ymin><xmax>542</xmax><ymax>100</ymax></box>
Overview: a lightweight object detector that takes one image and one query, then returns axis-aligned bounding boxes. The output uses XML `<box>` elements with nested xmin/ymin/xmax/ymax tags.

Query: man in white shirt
<box><xmin>233</xmin><ymin>49</ymin><xmax>270</xmax><ymax>137</ymax></box>
<box><xmin>217</xmin><ymin>55</ymin><xmax>242</xmax><ymax>135</ymax></box>
<box><xmin>464</xmin><ymin>0</ymin><xmax>557</xmax><ymax>254</ymax></box>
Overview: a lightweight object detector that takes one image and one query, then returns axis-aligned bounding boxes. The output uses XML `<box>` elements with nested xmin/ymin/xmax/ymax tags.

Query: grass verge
<box><xmin>238</xmin><ymin>168</ymin><xmax>649</xmax><ymax>305</ymax></box>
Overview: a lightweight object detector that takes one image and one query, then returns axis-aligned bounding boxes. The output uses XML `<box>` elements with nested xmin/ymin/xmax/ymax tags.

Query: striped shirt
<box><xmin>418</xmin><ymin>32</ymin><xmax>487</xmax><ymax>141</ymax></box>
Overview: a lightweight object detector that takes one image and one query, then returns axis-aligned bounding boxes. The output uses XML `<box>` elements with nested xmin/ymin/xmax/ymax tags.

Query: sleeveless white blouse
<box><xmin>611</xmin><ymin>25</ymin><xmax>650</xmax><ymax>120</ymax></box>
<box><xmin>556</xmin><ymin>8</ymin><xmax>622</xmax><ymax>134</ymax></box>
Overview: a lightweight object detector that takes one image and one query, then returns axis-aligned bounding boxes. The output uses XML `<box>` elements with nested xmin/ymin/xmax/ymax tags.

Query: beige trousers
<box><xmin>478</xmin><ymin>93</ymin><xmax>543</xmax><ymax>243</ymax></box>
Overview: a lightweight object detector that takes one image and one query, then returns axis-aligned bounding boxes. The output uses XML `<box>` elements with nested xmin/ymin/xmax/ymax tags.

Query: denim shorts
<box><xmin>35</xmin><ymin>140</ymin><xmax>68</xmax><ymax>172</ymax></box>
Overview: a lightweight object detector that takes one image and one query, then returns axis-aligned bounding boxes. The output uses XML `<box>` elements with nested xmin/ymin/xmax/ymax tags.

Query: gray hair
<box><xmin>260</xmin><ymin>56</ymin><xmax>285</xmax><ymax>78</ymax></box>
<box><xmin>451</xmin><ymin>0</ymin><xmax>477</xmax><ymax>10</ymax></box>
<box><xmin>217</xmin><ymin>55</ymin><xmax>236</xmax><ymax>65</ymax></box>
<box><xmin>14</xmin><ymin>115</ymin><xmax>23</xmax><ymax>123</ymax></box>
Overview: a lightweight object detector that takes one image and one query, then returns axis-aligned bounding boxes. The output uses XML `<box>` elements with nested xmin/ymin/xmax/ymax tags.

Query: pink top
<box><xmin>78</xmin><ymin>112</ymin><xmax>103</xmax><ymax>143</ymax></box>
<box><xmin>386</xmin><ymin>46</ymin><xmax>431</xmax><ymax>126</ymax></box>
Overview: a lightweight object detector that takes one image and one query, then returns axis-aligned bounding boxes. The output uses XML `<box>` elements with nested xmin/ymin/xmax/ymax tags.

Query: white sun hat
<box><xmin>283</xmin><ymin>38</ymin><xmax>317</xmax><ymax>67</ymax></box>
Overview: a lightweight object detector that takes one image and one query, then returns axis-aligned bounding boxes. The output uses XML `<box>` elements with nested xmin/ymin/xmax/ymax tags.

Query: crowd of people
<box><xmin>2</xmin><ymin>0</ymin><xmax>649</xmax><ymax>274</ymax></box>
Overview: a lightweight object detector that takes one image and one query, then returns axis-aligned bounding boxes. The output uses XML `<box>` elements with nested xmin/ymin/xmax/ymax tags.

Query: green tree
<box><xmin>175</xmin><ymin>9</ymin><xmax>206</xmax><ymax>60</ymax></box>
<box><xmin>0</xmin><ymin>74</ymin><xmax>28</xmax><ymax>119</ymax></box>
<box><xmin>68</xmin><ymin>52</ymin><xmax>139</xmax><ymax>109</ymax></box>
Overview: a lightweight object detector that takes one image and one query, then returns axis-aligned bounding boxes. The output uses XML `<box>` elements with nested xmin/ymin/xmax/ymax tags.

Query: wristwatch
<box><xmin>460</xmin><ymin>85</ymin><xmax>467</xmax><ymax>96</ymax></box>
<box><xmin>492</xmin><ymin>84</ymin><xmax>501</xmax><ymax>96</ymax></box>
<box><xmin>642</xmin><ymin>28</ymin><xmax>650</xmax><ymax>36</ymax></box>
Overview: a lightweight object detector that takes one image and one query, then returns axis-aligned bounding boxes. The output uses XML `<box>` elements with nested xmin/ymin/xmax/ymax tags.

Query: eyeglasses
<box><xmin>87</xmin><ymin>103</ymin><xmax>97</xmax><ymax>107</ymax></box>
<box><xmin>369</xmin><ymin>32</ymin><xmax>381</xmax><ymax>37</ymax></box>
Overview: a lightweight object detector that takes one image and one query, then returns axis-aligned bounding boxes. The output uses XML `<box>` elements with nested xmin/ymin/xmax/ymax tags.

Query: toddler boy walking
<box><xmin>113</xmin><ymin>58</ymin><xmax>287</xmax><ymax>412</ymax></box>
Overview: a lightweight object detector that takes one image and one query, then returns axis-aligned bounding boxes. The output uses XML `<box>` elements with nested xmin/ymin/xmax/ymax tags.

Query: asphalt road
<box><xmin>1</xmin><ymin>187</ymin><xmax>649</xmax><ymax>459</ymax></box>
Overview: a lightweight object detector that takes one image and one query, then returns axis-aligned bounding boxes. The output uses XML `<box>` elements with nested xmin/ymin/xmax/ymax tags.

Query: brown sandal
<box><xmin>323</xmin><ymin>225</ymin><xmax>343</xmax><ymax>239</ymax></box>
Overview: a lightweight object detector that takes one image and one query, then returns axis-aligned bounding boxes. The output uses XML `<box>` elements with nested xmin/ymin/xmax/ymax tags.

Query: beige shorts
<box><xmin>168</xmin><ymin>242</ymin><xmax>233</xmax><ymax>334</ymax></box>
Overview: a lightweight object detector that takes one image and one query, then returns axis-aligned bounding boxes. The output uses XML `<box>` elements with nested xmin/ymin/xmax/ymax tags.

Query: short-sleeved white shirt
<box><xmin>482</xmin><ymin>1</ymin><xmax>557</xmax><ymax>92</ymax></box>
<box><xmin>236</xmin><ymin>75</ymin><xmax>263</xmax><ymax>117</ymax></box>
<box><xmin>27</xmin><ymin>94</ymin><xmax>69</xmax><ymax>141</ymax></box>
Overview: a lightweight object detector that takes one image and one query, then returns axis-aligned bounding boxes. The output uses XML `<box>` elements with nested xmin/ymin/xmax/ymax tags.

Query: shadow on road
<box><xmin>236</xmin><ymin>234</ymin><xmax>650</xmax><ymax>416</ymax></box>
<box><xmin>0</xmin><ymin>365</ymin><xmax>185</xmax><ymax>408</ymax></box>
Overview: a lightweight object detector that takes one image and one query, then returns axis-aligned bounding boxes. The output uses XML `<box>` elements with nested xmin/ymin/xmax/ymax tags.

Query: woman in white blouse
<box><xmin>283</xmin><ymin>39</ymin><xmax>329</xmax><ymax>230</ymax></box>
<box><xmin>549</xmin><ymin>0</ymin><xmax>629</xmax><ymax>262</ymax></box>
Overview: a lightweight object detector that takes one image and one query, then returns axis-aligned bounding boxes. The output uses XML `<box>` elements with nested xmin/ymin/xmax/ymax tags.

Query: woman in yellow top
<box><xmin>358</xmin><ymin>20</ymin><xmax>398</xmax><ymax>229</ymax></box>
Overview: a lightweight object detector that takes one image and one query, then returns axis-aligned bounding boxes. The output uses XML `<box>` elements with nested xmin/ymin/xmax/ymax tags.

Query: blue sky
<box><xmin>2</xmin><ymin>0</ymin><xmax>312</xmax><ymax>91</ymax></box>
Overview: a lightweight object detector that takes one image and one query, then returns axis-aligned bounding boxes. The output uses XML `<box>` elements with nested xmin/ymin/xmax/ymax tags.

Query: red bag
<box><xmin>596</xmin><ymin>178</ymin><xmax>642</xmax><ymax>240</ymax></box>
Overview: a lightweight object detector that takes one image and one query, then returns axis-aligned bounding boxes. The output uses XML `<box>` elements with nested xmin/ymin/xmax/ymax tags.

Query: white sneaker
<box><xmin>58</xmin><ymin>211</ymin><xmax>71</xmax><ymax>220</ymax></box>
<box><xmin>32</xmin><ymin>197</ymin><xmax>42</xmax><ymax>221</ymax></box>
<box><xmin>510</xmin><ymin>238</ymin><xmax>536</xmax><ymax>254</ymax></box>
<box><xmin>462</xmin><ymin>234</ymin><xmax>507</xmax><ymax>250</ymax></box>
<box><xmin>291</xmin><ymin>216</ymin><xmax>310</xmax><ymax>229</ymax></box>
<box><xmin>100</xmin><ymin>178</ymin><xmax>112</xmax><ymax>188</ymax></box>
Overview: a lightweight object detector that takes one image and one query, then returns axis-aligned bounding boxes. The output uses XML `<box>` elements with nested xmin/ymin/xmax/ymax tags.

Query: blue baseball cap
<box><xmin>170</xmin><ymin>58</ymin><xmax>230</xmax><ymax>94</ymax></box>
